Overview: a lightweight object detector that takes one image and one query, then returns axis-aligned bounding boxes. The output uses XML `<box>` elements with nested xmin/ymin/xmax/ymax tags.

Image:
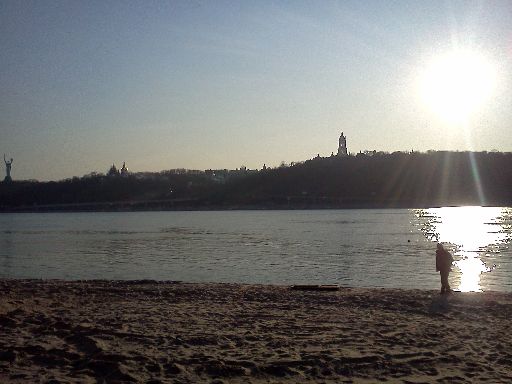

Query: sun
<box><xmin>419</xmin><ymin>49</ymin><xmax>497</xmax><ymax>124</ymax></box>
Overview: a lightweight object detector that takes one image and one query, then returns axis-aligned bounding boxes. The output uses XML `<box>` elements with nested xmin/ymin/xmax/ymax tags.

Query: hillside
<box><xmin>1</xmin><ymin>151</ymin><xmax>511</xmax><ymax>211</ymax></box>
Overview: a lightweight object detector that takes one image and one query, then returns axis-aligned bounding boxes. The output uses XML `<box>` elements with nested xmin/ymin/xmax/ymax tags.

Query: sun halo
<box><xmin>419</xmin><ymin>49</ymin><xmax>497</xmax><ymax>124</ymax></box>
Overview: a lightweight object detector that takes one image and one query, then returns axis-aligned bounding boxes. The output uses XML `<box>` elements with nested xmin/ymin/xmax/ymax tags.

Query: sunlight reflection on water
<box><xmin>416</xmin><ymin>206</ymin><xmax>511</xmax><ymax>292</ymax></box>
<box><xmin>1</xmin><ymin>210</ymin><xmax>511</xmax><ymax>291</ymax></box>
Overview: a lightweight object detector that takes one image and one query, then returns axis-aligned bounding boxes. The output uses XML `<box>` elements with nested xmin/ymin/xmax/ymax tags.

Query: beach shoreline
<box><xmin>1</xmin><ymin>279</ymin><xmax>511</xmax><ymax>383</ymax></box>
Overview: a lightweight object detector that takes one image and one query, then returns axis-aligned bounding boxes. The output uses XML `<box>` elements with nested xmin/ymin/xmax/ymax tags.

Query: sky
<box><xmin>1</xmin><ymin>0</ymin><xmax>512</xmax><ymax>181</ymax></box>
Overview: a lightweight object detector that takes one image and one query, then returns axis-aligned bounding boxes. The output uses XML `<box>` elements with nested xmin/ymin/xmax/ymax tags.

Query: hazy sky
<box><xmin>1</xmin><ymin>1</ymin><xmax>512</xmax><ymax>180</ymax></box>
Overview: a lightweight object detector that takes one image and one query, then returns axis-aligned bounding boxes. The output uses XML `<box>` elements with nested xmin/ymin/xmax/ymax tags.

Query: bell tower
<box><xmin>337</xmin><ymin>132</ymin><xmax>348</xmax><ymax>156</ymax></box>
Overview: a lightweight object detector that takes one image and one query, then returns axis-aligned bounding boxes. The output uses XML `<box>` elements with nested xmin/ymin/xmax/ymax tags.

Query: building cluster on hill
<box><xmin>107</xmin><ymin>162</ymin><xmax>129</xmax><ymax>177</ymax></box>
<box><xmin>3</xmin><ymin>136</ymin><xmax>512</xmax><ymax>211</ymax></box>
<box><xmin>204</xmin><ymin>167</ymin><xmax>259</xmax><ymax>183</ymax></box>
<box><xmin>99</xmin><ymin>133</ymin><xmax>350</xmax><ymax>183</ymax></box>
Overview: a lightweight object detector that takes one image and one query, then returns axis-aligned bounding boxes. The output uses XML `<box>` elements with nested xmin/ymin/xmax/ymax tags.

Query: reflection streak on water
<box><xmin>1</xmin><ymin>210</ymin><xmax>511</xmax><ymax>290</ymax></box>
<box><xmin>418</xmin><ymin>206</ymin><xmax>509</xmax><ymax>292</ymax></box>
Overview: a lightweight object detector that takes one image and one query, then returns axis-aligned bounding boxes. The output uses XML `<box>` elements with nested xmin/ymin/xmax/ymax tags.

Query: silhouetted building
<box><xmin>107</xmin><ymin>163</ymin><xmax>120</xmax><ymax>177</ymax></box>
<box><xmin>206</xmin><ymin>169</ymin><xmax>229</xmax><ymax>183</ymax></box>
<box><xmin>120</xmin><ymin>162</ymin><xmax>129</xmax><ymax>177</ymax></box>
<box><xmin>337</xmin><ymin>132</ymin><xmax>348</xmax><ymax>156</ymax></box>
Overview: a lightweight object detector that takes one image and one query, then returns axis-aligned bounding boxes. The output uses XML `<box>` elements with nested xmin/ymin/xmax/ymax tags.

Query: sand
<box><xmin>1</xmin><ymin>280</ymin><xmax>511</xmax><ymax>383</ymax></box>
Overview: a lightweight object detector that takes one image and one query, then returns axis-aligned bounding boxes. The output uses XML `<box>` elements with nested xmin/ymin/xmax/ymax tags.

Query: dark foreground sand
<box><xmin>1</xmin><ymin>280</ymin><xmax>511</xmax><ymax>383</ymax></box>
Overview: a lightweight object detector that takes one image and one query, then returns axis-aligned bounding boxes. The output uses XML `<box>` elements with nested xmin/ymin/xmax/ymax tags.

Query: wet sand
<box><xmin>1</xmin><ymin>280</ymin><xmax>511</xmax><ymax>383</ymax></box>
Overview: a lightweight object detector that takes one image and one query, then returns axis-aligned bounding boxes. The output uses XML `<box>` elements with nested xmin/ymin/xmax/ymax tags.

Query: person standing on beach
<box><xmin>436</xmin><ymin>243</ymin><xmax>454</xmax><ymax>294</ymax></box>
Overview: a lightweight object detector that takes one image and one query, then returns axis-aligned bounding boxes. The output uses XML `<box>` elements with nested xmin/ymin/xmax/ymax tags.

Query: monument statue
<box><xmin>4</xmin><ymin>154</ymin><xmax>13</xmax><ymax>182</ymax></box>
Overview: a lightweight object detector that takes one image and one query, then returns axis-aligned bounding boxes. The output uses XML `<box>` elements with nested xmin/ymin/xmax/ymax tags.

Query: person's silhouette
<box><xmin>436</xmin><ymin>243</ymin><xmax>454</xmax><ymax>294</ymax></box>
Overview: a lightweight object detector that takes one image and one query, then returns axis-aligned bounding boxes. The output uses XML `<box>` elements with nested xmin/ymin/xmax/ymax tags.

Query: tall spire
<box><xmin>120</xmin><ymin>162</ymin><xmax>129</xmax><ymax>176</ymax></box>
<box><xmin>337</xmin><ymin>132</ymin><xmax>348</xmax><ymax>156</ymax></box>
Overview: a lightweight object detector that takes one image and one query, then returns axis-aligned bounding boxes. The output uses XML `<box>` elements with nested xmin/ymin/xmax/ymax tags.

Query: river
<box><xmin>1</xmin><ymin>207</ymin><xmax>511</xmax><ymax>291</ymax></box>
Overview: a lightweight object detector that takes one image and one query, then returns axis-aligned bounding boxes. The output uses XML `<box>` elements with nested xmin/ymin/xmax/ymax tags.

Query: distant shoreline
<box><xmin>3</xmin><ymin>151</ymin><xmax>512</xmax><ymax>213</ymax></box>
<box><xmin>1</xmin><ymin>201</ymin><xmax>508</xmax><ymax>213</ymax></box>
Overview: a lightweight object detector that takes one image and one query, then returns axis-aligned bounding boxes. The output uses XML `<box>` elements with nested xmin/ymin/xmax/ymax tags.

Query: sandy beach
<box><xmin>1</xmin><ymin>280</ymin><xmax>511</xmax><ymax>383</ymax></box>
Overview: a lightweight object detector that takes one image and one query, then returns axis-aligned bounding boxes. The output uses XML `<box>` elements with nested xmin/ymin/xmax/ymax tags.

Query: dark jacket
<box><xmin>436</xmin><ymin>248</ymin><xmax>453</xmax><ymax>272</ymax></box>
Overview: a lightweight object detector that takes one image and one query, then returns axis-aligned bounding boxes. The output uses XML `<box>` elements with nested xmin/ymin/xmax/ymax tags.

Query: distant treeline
<box><xmin>1</xmin><ymin>151</ymin><xmax>512</xmax><ymax>211</ymax></box>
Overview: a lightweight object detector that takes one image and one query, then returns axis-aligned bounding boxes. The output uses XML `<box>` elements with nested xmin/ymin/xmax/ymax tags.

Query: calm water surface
<box><xmin>0</xmin><ymin>208</ymin><xmax>511</xmax><ymax>292</ymax></box>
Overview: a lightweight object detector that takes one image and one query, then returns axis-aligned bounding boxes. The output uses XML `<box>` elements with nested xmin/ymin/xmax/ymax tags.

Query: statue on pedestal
<box><xmin>4</xmin><ymin>154</ymin><xmax>13</xmax><ymax>182</ymax></box>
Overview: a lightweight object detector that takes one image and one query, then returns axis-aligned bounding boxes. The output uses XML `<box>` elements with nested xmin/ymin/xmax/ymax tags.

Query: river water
<box><xmin>0</xmin><ymin>208</ymin><xmax>511</xmax><ymax>292</ymax></box>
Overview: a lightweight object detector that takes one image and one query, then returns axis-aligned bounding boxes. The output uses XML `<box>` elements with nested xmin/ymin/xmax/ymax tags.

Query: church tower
<box><xmin>337</xmin><ymin>132</ymin><xmax>348</xmax><ymax>156</ymax></box>
<box><xmin>120</xmin><ymin>162</ymin><xmax>129</xmax><ymax>177</ymax></box>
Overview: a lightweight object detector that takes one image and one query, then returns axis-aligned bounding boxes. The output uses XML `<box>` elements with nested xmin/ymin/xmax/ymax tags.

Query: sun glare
<box><xmin>425</xmin><ymin>206</ymin><xmax>506</xmax><ymax>292</ymax></box>
<box><xmin>419</xmin><ymin>49</ymin><xmax>497</xmax><ymax>124</ymax></box>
